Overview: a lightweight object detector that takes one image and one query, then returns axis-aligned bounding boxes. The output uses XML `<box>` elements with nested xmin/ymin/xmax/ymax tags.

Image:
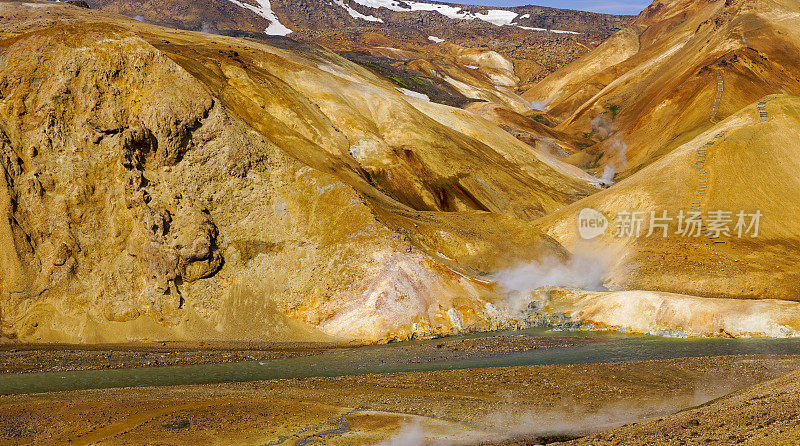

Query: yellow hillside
<box><xmin>0</xmin><ymin>1</ymin><xmax>595</xmax><ymax>343</ymax></box>
<box><xmin>539</xmin><ymin>94</ymin><xmax>800</xmax><ymax>302</ymax></box>
<box><xmin>525</xmin><ymin>0</ymin><xmax>800</xmax><ymax>176</ymax></box>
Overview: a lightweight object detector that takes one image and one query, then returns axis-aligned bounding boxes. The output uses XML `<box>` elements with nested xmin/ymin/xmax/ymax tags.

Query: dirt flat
<box><xmin>0</xmin><ymin>355</ymin><xmax>797</xmax><ymax>445</ymax></box>
<box><xmin>0</xmin><ymin>333</ymin><xmax>600</xmax><ymax>374</ymax></box>
<box><xmin>0</xmin><ymin>341</ymin><xmax>347</xmax><ymax>374</ymax></box>
<box><xmin>562</xmin><ymin>364</ymin><xmax>800</xmax><ymax>445</ymax></box>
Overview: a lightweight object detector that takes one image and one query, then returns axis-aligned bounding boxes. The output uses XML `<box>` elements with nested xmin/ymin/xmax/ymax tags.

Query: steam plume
<box><xmin>491</xmin><ymin>249</ymin><xmax>611</xmax><ymax>315</ymax></box>
<box><xmin>377</xmin><ymin>421</ymin><xmax>425</xmax><ymax>446</ymax></box>
<box><xmin>200</xmin><ymin>22</ymin><xmax>220</xmax><ymax>34</ymax></box>
<box><xmin>529</xmin><ymin>100</ymin><xmax>549</xmax><ymax>111</ymax></box>
<box><xmin>600</xmin><ymin>138</ymin><xmax>628</xmax><ymax>186</ymax></box>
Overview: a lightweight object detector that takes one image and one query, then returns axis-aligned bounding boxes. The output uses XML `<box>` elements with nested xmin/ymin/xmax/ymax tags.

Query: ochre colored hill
<box><xmin>525</xmin><ymin>0</ymin><xmax>800</xmax><ymax>177</ymax></box>
<box><xmin>0</xmin><ymin>1</ymin><xmax>594</xmax><ymax>343</ymax></box>
<box><xmin>538</xmin><ymin>95</ymin><xmax>800</xmax><ymax>303</ymax></box>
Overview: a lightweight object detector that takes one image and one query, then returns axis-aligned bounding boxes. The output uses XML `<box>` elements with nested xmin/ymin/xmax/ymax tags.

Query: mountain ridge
<box><xmin>86</xmin><ymin>0</ymin><xmax>634</xmax><ymax>90</ymax></box>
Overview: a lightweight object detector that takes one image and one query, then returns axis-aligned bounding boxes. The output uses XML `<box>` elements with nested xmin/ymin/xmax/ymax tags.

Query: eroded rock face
<box><xmin>0</xmin><ymin>4</ymin><xmax>587</xmax><ymax>343</ymax></box>
<box><xmin>0</xmin><ymin>26</ymin><xmax>224</xmax><ymax>336</ymax></box>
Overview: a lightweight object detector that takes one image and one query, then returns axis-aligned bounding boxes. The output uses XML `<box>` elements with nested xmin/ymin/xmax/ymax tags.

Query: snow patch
<box><xmin>517</xmin><ymin>26</ymin><xmax>547</xmax><ymax>31</ymax></box>
<box><xmin>333</xmin><ymin>0</ymin><xmax>384</xmax><ymax>22</ymax></box>
<box><xmin>346</xmin><ymin>0</ymin><xmax>521</xmax><ymax>27</ymax></box>
<box><xmin>473</xmin><ymin>9</ymin><xmax>519</xmax><ymax>26</ymax></box>
<box><xmin>428</xmin><ymin>36</ymin><xmax>445</xmax><ymax>43</ymax></box>
<box><xmin>225</xmin><ymin>0</ymin><xmax>292</xmax><ymax>36</ymax></box>
<box><xmin>397</xmin><ymin>88</ymin><xmax>430</xmax><ymax>101</ymax></box>
<box><xmin>516</xmin><ymin>26</ymin><xmax>580</xmax><ymax>34</ymax></box>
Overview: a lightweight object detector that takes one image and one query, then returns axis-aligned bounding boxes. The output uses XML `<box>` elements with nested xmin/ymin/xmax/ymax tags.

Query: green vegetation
<box><xmin>532</xmin><ymin>114</ymin><xmax>549</xmax><ymax>125</ymax></box>
<box><xmin>580</xmin><ymin>152</ymin><xmax>603</xmax><ymax>170</ymax></box>
<box><xmin>338</xmin><ymin>51</ymin><xmax>480</xmax><ymax>108</ymax></box>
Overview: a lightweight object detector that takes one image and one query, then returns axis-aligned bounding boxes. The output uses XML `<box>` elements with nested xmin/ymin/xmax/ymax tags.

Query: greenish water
<box><xmin>3</xmin><ymin>328</ymin><xmax>800</xmax><ymax>395</ymax></box>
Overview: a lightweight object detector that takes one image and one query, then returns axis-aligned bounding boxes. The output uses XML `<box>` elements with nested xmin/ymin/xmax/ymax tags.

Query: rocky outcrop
<box><xmin>0</xmin><ymin>2</ymin><xmax>592</xmax><ymax>343</ymax></box>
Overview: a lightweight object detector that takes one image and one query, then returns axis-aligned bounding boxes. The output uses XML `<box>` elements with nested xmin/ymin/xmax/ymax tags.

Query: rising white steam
<box><xmin>529</xmin><ymin>99</ymin><xmax>549</xmax><ymax>111</ymax></box>
<box><xmin>610</xmin><ymin>138</ymin><xmax>628</xmax><ymax>167</ymax></box>
<box><xmin>600</xmin><ymin>138</ymin><xmax>628</xmax><ymax>186</ymax></box>
<box><xmin>376</xmin><ymin>421</ymin><xmax>425</xmax><ymax>446</ymax></box>
<box><xmin>200</xmin><ymin>22</ymin><xmax>220</xmax><ymax>34</ymax></box>
<box><xmin>591</xmin><ymin>115</ymin><xmax>613</xmax><ymax>139</ymax></box>
<box><xmin>491</xmin><ymin>250</ymin><xmax>611</xmax><ymax>315</ymax></box>
<box><xmin>601</xmin><ymin>164</ymin><xmax>616</xmax><ymax>186</ymax></box>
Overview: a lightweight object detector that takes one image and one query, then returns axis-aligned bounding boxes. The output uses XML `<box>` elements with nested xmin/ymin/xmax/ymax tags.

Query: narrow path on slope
<box><xmin>710</xmin><ymin>70</ymin><xmax>724</xmax><ymax>121</ymax></box>
<box><xmin>690</xmin><ymin>131</ymin><xmax>727</xmax><ymax>213</ymax></box>
<box><xmin>757</xmin><ymin>97</ymin><xmax>776</xmax><ymax>121</ymax></box>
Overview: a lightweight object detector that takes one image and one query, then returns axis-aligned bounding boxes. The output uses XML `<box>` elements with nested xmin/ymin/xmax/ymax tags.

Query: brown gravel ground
<box><xmin>0</xmin><ymin>341</ymin><xmax>346</xmax><ymax>374</ymax></box>
<box><xmin>0</xmin><ymin>355</ymin><xmax>798</xmax><ymax>445</ymax></box>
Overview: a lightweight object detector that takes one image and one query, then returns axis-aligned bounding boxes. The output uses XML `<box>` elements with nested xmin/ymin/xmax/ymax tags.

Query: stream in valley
<box><xmin>4</xmin><ymin>328</ymin><xmax>800</xmax><ymax>395</ymax></box>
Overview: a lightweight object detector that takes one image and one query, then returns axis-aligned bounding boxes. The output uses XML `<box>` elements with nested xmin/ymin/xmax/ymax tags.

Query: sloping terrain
<box><xmin>524</xmin><ymin>94</ymin><xmax>800</xmax><ymax>336</ymax></box>
<box><xmin>538</xmin><ymin>95</ymin><xmax>800</xmax><ymax>299</ymax></box>
<box><xmin>0</xmin><ymin>1</ymin><xmax>597</xmax><ymax>343</ymax></box>
<box><xmin>524</xmin><ymin>0</ymin><xmax>800</xmax><ymax>177</ymax></box>
<box><xmin>569</xmin><ymin>365</ymin><xmax>800</xmax><ymax>445</ymax></box>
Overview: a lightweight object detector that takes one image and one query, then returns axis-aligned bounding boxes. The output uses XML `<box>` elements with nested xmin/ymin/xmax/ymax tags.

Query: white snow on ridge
<box><xmin>225</xmin><ymin>0</ymin><xmax>292</xmax><ymax>36</ymax></box>
<box><xmin>406</xmin><ymin>2</ymin><xmax>475</xmax><ymax>20</ymax></box>
<box><xmin>333</xmin><ymin>0</ymin><xmax>384</xmax><ymax>22</ymax></box>
<box><xmin>327</xmin><ymin>0</ymin><xmax>583</xmax><ymax>33</ymax></box>
<box><xmin>222</xmin><ymin>0</ymin><xmax>580</xmax><ymax>36</ymax></box>
<box><xmin>473</xmin><ymin>9</ymin><xmax>519</xmax><ymax>26</ymax></box>
<box><xmin>517</xmin><ymin>26</ymin><xmax>547</xmax><ymax>31</ymax></box>
<box><xmin>516</xmin><ymin>25</ymin><xmax>580</xmax><ymax>34</ymax></box>
<box><xmin>397</xmin><ymin>88</ymin><xmax>430</xmax><ymax>101</ymax></box>
<box><xmin>344</xmin><ymin>0</ymin><xmax>521</xmax><ymax>27</ymax></box>
<box><xmin>346</xmin><ymin>0</ymin><xmax>406</xmax><ymax>10</ymax></box>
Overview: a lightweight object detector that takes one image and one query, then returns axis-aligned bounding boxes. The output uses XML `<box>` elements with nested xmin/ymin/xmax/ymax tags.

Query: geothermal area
<box><xmin>2</xmin><ymin>0</ymin><xmax>800</xmax><ymax>444</ymax></box>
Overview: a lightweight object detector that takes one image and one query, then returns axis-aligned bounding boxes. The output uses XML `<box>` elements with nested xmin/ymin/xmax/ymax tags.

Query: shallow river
<box><xmin>3</xmin><ymin>328</ymin><xmax>800</xmax><ymax>395</ymax></box>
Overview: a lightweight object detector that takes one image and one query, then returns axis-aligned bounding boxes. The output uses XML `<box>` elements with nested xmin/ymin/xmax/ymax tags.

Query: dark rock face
<box><xmin>65</xmin><ymin>0</ymin><xmax>91</xmax><ymax>8</ymax></box>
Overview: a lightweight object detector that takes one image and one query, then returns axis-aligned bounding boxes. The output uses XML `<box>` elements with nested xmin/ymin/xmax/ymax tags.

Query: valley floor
<box><xmin>1</xmin><ymin>354</ymin><xmax>799</xmax><ymax>445</ymax></box>
<box><xmin>0</xmin><ymin>341</ymin><xmax>345</xmax><ymax>374</ymax></box>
